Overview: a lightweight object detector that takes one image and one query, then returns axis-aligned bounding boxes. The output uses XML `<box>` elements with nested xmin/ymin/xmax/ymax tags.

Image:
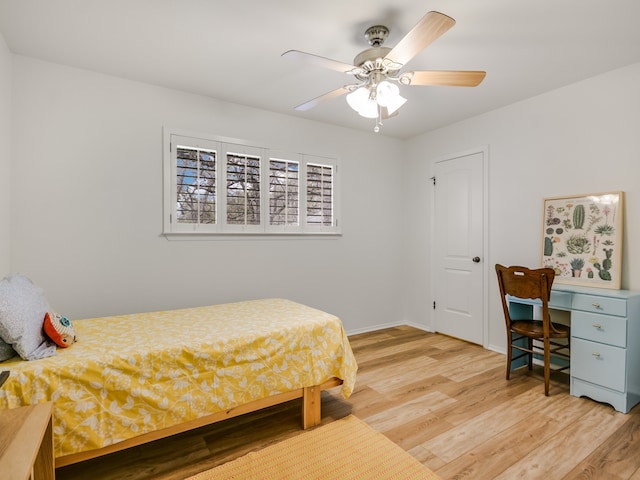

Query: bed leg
<box><xmin>302</xmin><ymin>385</ymin><xmax>321</xmax><ymax>429</ymax></box>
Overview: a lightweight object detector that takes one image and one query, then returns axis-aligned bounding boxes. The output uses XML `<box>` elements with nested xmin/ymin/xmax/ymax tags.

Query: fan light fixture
<box><xmin>346</xmin><ymin>81</ymin><xmax>407</xmax><ymax>130</ymax></box>
<box><xmin>376</xmin><ymin>81</ymin><xmax>407</xmax><ymax>113</ymax></box>
<box><xmin>346</xmin><ymin>87</ymin><xmax>378</xmax><ymax>118</ymax></box>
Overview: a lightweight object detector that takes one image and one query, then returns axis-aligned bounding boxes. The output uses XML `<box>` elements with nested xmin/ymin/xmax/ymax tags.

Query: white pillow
<box><xmin>0</xmin><ymin>273</ymin><xmax>57</xmax><ymax>361</ymax></box>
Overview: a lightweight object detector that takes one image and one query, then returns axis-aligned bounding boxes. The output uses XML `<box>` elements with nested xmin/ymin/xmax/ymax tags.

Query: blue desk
<box><xmin>508</xmin><ymin>284</ymin><xmax>640</xmax><ymax>413</ymax></box>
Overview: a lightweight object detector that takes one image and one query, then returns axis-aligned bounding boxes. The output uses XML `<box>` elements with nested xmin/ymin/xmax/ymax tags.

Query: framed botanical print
<box><xmin>541</xmin><ymin>191</ymin><xmax>624</xmax><ymax>289</ymax></box>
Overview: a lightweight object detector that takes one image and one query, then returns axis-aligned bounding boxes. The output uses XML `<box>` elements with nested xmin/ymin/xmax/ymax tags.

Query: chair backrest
<box><xmin>495</xmin><ymin>264</ymin><xmax>555</xmax><ymax>301</ymax></box>
<box><xmin>495</xmin><ymin>264</ymin><xmax>556</xmax><ymax>330</ymax></box>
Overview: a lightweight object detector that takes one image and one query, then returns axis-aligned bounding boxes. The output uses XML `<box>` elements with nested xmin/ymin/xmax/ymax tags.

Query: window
<box><xmin>269</xmin><ymin>158</ymin><xmax>299</xmax><ymax>226</ymax></box>
<box><xmin>175</xmin><ymin>144</ymin><xmax>216</xmax><ymax>225</ymax></box>
<box><xmin>163</xmin><ymin>130</ymin><xmax>340</xmax><ymax>236</ymax></box>
<box><xmin>306</xmin><ymin>162</ymin><xmax>334</xmax><ymax>227</ymax></box>
<box><xmin>225</xmin><ymin>148</ymin><xmax>262</xmax><ymax>230</ymax></box>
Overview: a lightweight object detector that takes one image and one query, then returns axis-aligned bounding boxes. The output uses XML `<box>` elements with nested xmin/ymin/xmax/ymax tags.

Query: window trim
<box><xmin>163</xmin><ymin>128</ymin><xmax>341</xmax><ymax>238</ymax></box>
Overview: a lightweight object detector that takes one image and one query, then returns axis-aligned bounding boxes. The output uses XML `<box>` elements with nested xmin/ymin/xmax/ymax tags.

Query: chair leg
<box><xmin>544</xmin><ymin>338</ymin><xmax>550</xmax><ymax>396</ymax></box>
<box><xmin>506</xmin><ymin>332</ymin><xmax>512</xmax><ymax>380</ymax></box>
<box><xmin>528</xmin><ymin>338</ymin><xmax>533</xmax><ymax>370</ymax></box>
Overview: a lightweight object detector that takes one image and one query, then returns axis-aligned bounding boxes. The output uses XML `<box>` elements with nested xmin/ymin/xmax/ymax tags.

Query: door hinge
<box><xmin>433</xmin><ymin>301</ymin><xmax>436</xmax><ymax>310</ymax></box>
<box><xmin>430</xmin><ymin>176</ymin><xmax>436</xmax><ymax>186</ymax></box>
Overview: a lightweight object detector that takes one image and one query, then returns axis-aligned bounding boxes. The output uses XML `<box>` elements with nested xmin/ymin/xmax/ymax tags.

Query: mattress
<box><xmin>0</xmin><ymin>298</ymin><xmax>357</xmax><ymax>458</ymax></box>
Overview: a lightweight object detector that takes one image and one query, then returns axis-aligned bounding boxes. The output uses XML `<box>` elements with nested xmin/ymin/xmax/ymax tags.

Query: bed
<box><xmin>0</xmin><ymin>298</ymin><xmax>358</xmax><ymax>467</ymax></box>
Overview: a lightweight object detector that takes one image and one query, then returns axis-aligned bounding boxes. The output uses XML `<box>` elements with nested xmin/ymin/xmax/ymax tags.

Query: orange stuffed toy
<box><xmin>43</xmin><ymin>311</ymin><xmax>77</xmax><ymax>348</ymax></box>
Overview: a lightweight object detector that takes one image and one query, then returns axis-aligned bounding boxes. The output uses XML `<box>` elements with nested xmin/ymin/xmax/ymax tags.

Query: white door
<box><xmin>432</xmin><ymin>149</ymin><xmax>486</xmax><ymax>345</ymax></box>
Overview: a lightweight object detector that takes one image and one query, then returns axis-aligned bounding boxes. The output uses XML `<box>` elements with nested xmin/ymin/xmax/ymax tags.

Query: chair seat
<box><xmin>511</xmin><ymin>320</ymin><xmax>570</xmax><ymax>339</ymax></box>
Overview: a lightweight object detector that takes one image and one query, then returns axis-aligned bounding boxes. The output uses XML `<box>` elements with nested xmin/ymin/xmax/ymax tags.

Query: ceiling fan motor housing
<box><xmin>364</xmin><ymin>25</ymin><xmax>389</xmax><ymax>46</ymax></box>
<box><xmin>353</xmin><ymin>46</ymin><xmax>391</xmax><ymax>68</ymax></box>
<box><xmin>353</xmin><ymin>25</ymin><xmax>403</xmax><ymax>81</ymax></box>
<box><xmin>352</xmin><ymin>46</ymin><xmax>402</xmax><ymax>83</ymax></box>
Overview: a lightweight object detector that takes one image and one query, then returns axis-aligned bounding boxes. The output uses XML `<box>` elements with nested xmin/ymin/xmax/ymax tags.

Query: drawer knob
<box><xmin>593</xmin><ymin>323</ymin><xmax>602</xmax><ymax>329</ymax></box>
<box><xmin>592</xmin><ymin>352</ymin><xmax>601</xmax><ymax>358</ymax></box>
<box><xmin>592</xmin><ymin>303</ymin><xmax>602</xmax><ymax>309</ymax></box>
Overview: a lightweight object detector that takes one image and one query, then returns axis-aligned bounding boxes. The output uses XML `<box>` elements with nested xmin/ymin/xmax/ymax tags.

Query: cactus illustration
<box><xmin>569</xmin><ymin>258</ymin><xmax>585</xmax><ymax>270</ymax></box>
<box><xmin>602</xmin><ymin>248</ymin><xmax>613</xmax><ymax>270</ymax></box>
<box><xmin>546</xmin><ymin>205</ymin><xmax>561</xmax><ymax>226</ymax></box>
<box><xmin>587</xmin><ymin>214</ymin><xmax>602</xmax><ymax>233</ymax></box>
<box><xmin>544</xmin><ymin>237</ymin><xmax>553</xmax><ymax>256</ymax></box>
<box><xmin>570</xmin><ymin>257</ymin><xmax>585</xmax><ymax>277</ymax></box>
<box><xmin>573</xmin><ymin>204</ymin><xmax>585</xmax><ymax>229</ymax></box>
<box><xmin>566</xmin><ymin>234</ymin><xmax>591</xmax><ymax>254</ymax></box>
<box><xmin>593</xmin><ymin>248</ymin><xmax>613</xmax><ymax>281</ymax></box>
<box><xmin>595</xmin><ymin>224</ymin><xmax>615</xmax><ymax>236</ymax></box>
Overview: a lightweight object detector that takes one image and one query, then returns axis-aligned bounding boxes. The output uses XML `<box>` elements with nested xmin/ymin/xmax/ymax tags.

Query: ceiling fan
<box><xmin>282</xmin><ymin>11</ymin><xmax>486</xmax><ymax>132</ymax></box>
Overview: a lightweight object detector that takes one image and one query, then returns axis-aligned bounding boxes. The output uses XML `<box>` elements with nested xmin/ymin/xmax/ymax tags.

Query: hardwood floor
<box><xmin>56</xmin><ymin>326</ymin><xmax>640</xmax><ymax>480</ymax></box>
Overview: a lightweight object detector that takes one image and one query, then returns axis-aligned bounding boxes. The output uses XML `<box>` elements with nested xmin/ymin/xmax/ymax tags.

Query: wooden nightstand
<box><xmin>0</xmin><ymin>402</ymin><xmax>55</xmax><ymax>480</ymax></box>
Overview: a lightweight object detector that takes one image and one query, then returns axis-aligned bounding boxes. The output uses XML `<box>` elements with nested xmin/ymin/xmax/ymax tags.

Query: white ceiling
<box><xmin>1</xmin><ymin>0</ymin><xmax>640</xmax><ymax>139</ymax></box>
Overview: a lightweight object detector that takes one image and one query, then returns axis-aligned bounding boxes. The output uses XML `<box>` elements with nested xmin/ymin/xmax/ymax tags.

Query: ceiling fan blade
<box><xmin>282</xmin><ymin>50</ymin><xmax>355</xmax><ymax>73</ymax></box>
<box><xmin>408</xmin><ymin>70</ymin><xmax>486</xmax><ymax>87</ymax></box>
<box><xmin>385</xmin><ymin>11</ymin><xmax>456</xmax><ymax>67</ymax></box>
<box><xmin>294</xmin><ymin>86</ymin><xmax>351</xmax><ymax>111</ymax></box>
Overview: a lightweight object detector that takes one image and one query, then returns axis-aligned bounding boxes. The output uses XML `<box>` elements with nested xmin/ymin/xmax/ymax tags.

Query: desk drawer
<box><xmin>549</xmin><ymin>291</ymin><xmax>571</xmax><ymax>310</ymax></box>
<box><xmin>571</xmin><ymin>338</ymin><xmax>626</xmax><ymax>392</ymax></box>
<box><xmin>571</xmin><ymin>294</ymin><xmax>627</xmax><ymax>317</ymax></box>
<box><xmin>571</xmin><ymin>311</ymin><xmax>627</xmax><ymax>347</ymax></box>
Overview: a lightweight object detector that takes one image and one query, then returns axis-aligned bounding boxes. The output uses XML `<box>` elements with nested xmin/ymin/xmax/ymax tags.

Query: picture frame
<box><xmin>541</xmin><ymin>191</ymin><xmax>624</xmax><ymax>289</ymax></box>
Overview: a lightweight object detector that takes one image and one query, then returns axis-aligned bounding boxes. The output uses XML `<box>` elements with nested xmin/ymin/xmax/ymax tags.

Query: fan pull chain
<box><xmin>374</xmin><ymin>105</ymin><xmax>382</xmax><ymax>133</ymax></box>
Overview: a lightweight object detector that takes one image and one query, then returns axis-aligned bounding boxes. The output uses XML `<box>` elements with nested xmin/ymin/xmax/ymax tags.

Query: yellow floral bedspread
<box><xmin>0</xmin><ymin>298</ymin><xmax>357</xmax><ymax>458</ymax></box>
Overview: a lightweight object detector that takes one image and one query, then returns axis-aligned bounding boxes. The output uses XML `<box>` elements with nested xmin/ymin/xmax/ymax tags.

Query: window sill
<box><xmin>161</xmin><ymin>232</ymin><xmax>342</xmax><ymax>241</ymax></box>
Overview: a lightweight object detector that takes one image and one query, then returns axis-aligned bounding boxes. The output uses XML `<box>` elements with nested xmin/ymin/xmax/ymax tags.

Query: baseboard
<box><xmin>403</xmin><ymin>321</ymin><xmax>434</xmax><ymax>333</ymax></box>
<box><xmin>345</xmin><ymin>321</ymin><xmax>403</xmax><ymax>336</ymax></box>
<box><xmin>487</xmin><ymin>344</ymin><xmax>506</xmax><ymax>355</ymax></box>
<box><xmin>346</xmin><ymin>322</ymin><xmax>435</xmax><ymax>336</ymax></box>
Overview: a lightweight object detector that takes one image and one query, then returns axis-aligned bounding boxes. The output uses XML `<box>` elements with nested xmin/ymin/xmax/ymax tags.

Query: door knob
<box><xmin>472</xmin><ymin>256</ymin><xmax>481</xmax><ymax>263</ymax></box>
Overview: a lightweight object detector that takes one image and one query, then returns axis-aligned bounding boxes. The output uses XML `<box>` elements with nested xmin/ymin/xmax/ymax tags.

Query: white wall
<box><xmin>9</xmin><ymin>56</ymin><xmax>406</xmax><ymax>333</ymax></box>
<box><xmin>404</xmin><ymin>61</ymin><xmax>640</xmax><ymax>352</ymax></box>
<box><xmin>10</xmin><ymin>52</ymin><xmax>640</xmax><ymax>342</ymax></box>
<box><xmin>0</xmin><ymin>33</ymin><xmax>11</xmax><ymax>277</ymax></box>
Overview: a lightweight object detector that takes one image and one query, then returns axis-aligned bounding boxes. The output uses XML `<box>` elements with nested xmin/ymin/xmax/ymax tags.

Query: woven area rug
<box><xmin>186</xmin><ymin>415</ymin><xmax>440</xmax><ymax>480</ymax></box>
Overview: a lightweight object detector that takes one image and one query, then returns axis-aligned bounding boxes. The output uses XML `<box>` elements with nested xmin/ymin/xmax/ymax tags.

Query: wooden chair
<box><xmin>495</xmin><ymin>264</ymin><xmax>570</xmax><ymax>395</ymax></box>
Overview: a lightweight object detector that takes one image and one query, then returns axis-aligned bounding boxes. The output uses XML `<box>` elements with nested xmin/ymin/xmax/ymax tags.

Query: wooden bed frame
<box><xmin>55</xmin><ymin>377</ymin><xmax>343</xmax><ymax>468</ymax></box>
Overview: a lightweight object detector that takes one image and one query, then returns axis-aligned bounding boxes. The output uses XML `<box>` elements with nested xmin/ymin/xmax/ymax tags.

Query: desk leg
<box><xmin>32</xmin><ymin>414</ymin><xmax>55</xmax><ymax>480</ymax></box>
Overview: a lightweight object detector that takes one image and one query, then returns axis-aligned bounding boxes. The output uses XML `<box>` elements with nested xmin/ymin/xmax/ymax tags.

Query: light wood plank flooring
<box><xmin>56</xmin><ymin>326</ymin><xmax>640</xmax><ymax>480</ymax></box>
